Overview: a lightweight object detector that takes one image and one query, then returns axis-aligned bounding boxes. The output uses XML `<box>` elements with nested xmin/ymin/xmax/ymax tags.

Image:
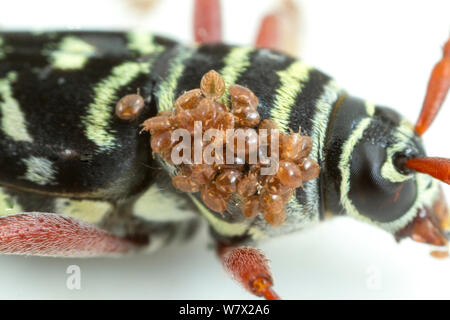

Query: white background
<box><xmin>0</xmin><ymin>0</ymin><xmax>449</xmax><ymax>299</ymax></box>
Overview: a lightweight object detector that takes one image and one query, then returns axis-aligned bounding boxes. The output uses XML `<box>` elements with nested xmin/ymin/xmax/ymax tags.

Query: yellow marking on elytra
<box><xmin>157</xmin><ymin>49</ymin><xmax>194</xmax><ymax>111</ymax></box>
<box><xmin>21</xmin><ymin>156</ymin><xmax>57</xmax><ymax>186</ymax></box>
<box><xmin>127</xmin><ymin>32</ymin><xmax>164</xmax><ymax>55</ymax></box>
<box><xmin>134</xmin><ymin>184</ymin><xmax>197</xmax><ymax>222</ymax></box>
<box><xmin>0</xmin><ymin>72</ymin><xmax>34</xmax><ymax>142</ymax></box>
<box><xmin>0</xmin><ymin>187</ymin><xmax>23</xmax><ymax>217</ymax></box>
<box><xmin>270</xmin><ymin>61</ymin><xmax>311</xmax><ymax>132</ymax></box>
<box><xmin>54</xmin><ymin>198</ymin><xmax>112</xmax><ymax>224</ymax></box>
<box><xmin>219</xmin><ymin>47</ymin><xmax>253</xmax><ymax>104</ymax></box>
<box><xmin>50</xmin><ymin>36</ymin><xmax>96</xmax><ymax>70</ymax></box>
<box><xmin>83</xmin><ymin>61</ymin><xmax>150</xmax><ymax>150</ymax></box>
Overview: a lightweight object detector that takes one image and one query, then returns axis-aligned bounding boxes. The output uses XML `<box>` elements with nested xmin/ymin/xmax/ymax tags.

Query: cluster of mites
<box><xmin>141</xmin><ymin>70</ymin><xmax>320</xmax><ymax>226</ymax></box>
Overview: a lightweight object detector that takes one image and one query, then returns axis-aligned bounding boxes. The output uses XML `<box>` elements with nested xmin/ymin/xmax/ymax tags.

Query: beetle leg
<box><xmin>415</xmin><ymin>38</ymin><xmax>450</xmax><ymax>136</ymax></box>
<box><xmin>218</xmin><ymin>244</ymin><xmax>280</xmax><ymax>300</ymax></box>
<box><xmin>193</xmin><ymin>0</ymin><xmax>222</xmax><ymax>44</ymax></box>
<box><xmin>0</xmin><ymin>213</ymin><xmax>143</xmax><ymax>257</ymax></box>
<box><xmin>255</xmin><ymin>0</ymin><xmax>300</xmax><ymax>56</ymax></box>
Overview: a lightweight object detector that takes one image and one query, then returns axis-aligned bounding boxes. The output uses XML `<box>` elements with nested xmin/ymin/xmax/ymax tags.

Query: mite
<box><xmin>0</xmin><ymin>0</ymin><xmax>449</xmax><ymax>299</ymax></box>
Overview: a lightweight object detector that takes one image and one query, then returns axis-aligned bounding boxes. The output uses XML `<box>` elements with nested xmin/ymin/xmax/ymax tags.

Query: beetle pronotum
<box><xmin>0</xmin><ymin>0</ymin><xmax>448</xmax><ymax>300</ymax></box>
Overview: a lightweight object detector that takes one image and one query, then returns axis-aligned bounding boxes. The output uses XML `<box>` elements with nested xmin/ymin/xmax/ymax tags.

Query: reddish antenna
<box><xmin>406</xmin><ymin>157</ymin><xmax>450</xmax><ymax>185</ymax></box>
<box><xmin>415</xmin><ymin>38</ymin><xmax>450</xmax><ymax>136</ymax></box>
<box><xmin>406</xmin><ymin>38</ymin><xmax>450</xmax><ymax>184</ymax></box>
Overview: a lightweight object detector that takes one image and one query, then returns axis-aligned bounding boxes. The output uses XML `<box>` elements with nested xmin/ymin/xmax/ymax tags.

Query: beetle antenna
<box><xmin>405</xmin><ymin>157</ymin><xmax>450</xmax><ymax>184</ymax></box>
<box><xmin>414</xmin><ymin>37</ymin><xmax>450</xmax><ymax>136</ymax></box>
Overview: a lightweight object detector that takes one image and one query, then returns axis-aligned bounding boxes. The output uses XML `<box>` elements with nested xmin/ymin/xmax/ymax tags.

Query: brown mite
<box><xmin>142</xmin><ymin>70</ymin><xmax>320</xmax><ymax>227</ymax></box>
<box><xmin>115</xmin><ymin>93</ymin><xmax>145</xmax><ymax>120</ymax></box>
<box><xmin>200</xmin><ymin>70</ymin><xmax>225</xmax><ymax>99</ymax></box>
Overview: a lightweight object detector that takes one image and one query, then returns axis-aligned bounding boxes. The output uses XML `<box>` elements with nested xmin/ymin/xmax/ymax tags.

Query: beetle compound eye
<box><xmin>141</xmin><ymin>70</ymin><xmax>320</xmax><ymax>226</ymax></box>
<box><xmin>115</xmin><ymin>93</ymin><xmax>145</xmax><ymax>120</ymax></box>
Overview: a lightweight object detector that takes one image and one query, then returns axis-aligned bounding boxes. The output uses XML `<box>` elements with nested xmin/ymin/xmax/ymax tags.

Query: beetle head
<box><xmin>338</xmin><ymin>106</ymin><xmax>449</xmax><ymax>249</ymax></box>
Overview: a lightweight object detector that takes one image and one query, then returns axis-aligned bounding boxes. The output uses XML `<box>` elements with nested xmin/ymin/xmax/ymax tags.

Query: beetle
<box><xmin>2</xmin><ymin>0</ymin><xmax>450</xmax><ymax>300</ymax></box>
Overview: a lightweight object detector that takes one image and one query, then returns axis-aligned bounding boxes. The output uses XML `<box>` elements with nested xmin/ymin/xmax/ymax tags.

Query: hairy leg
<box><xmin>218</xmin><ymin>244</ymin><xmax>280</xmax><ymax>300</ymax></box>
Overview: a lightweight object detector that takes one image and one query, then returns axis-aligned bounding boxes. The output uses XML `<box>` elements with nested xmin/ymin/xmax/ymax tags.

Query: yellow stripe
<box><xmin>54</xmin><ymin>198</ymin><xmax>112</xmax><ymax>224</ymax></box>
<box><xmin>339</xmin><ymin>116</ymin><xmax>372</xmax><ymax>219</ymax></box>
<box><xmin>336</xmin><ymin>102</ymin><xmax>437</xmax><ymax>233</ymax></box>
<box><xmin>365</xmin><ymin>101</ymin><xmax>375</xmax><ymax>116</ymax></box>
<box><xmin>0</xmin><ymin>72</ymin><xmax>33</xmax><ymax>142</ymax></box>
<box><xmin>50</xmin><ymin>36</ymin><xmax>96</xmax><ymax>70</ymax></box>
<box><xmin>21</xmin><ymin>156</ymin><xmax>57</xmax><ymax>186</ymax></box>
<box><xmin>83</xmin><ymin>61</ymin><xmax>150</xmax><ymax>150</ymax></box>
<box><xmin>127</xmin><ymin>32</ymin><xmax>164</xmax><ymax>55</ymax></box>
<box><xmin>304</xmin><ymin>80</ymin><xmax>343</xmax><ymax>216</ymax></box>
<box><xmin>338</xmin><ymin>102</ymin><xmax>375</xmax><ymax>221</ymax></box>
<box><xmin>157</xmin><ymin>49</ymin><xmax>194</xmax><ymax>111</ymax></box>
<box><xmin>381</xmin><ymin>118</ymin><xmax>415</xmax><ymax>183</ymax></box>
<box><xmin>134</xmin><ymin>184</ymin><xmax>198</xmax><ymax>222</ymax></box>
<box><xmin>259</xmin><ymin>60</ymin><xmax>312</xmax><ymax>234</ymax></box>
<box><xmin>309</xmin><ymin>81</ymin><xmax>343</xmax><ymax>164</ymax></box>
<box><xmin>270</xmin><ymin>61</ymin><xmax>311</xmax><ymax>132</ymax></box>
<box><xmin>219</xmin><ymin>47</ymin><xmax>253</xmax><ymax>104</ymax></box>
<box><xmin>82</xmin><ymin>34</ymin><xmax>164</xmax><ymax>150</ymax></box>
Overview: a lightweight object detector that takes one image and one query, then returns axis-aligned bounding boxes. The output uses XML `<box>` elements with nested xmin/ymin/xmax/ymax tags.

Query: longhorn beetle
<box><xmin>0</xmin><ymin>0</ymin><xmax>449</xmax><ymax>299</ymax></box>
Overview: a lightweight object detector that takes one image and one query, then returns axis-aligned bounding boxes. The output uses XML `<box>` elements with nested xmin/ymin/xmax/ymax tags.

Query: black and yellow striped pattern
<box><xmin>0</xmin><ymin>31</ymin><xmax>176</xmax><ymax>199</ymax></box>
<box><xmin>150</xmin><ymin>44</ymin><xmax>348</xmax><ymax>238</ymax></box>
<box><xmin>323</xmin><ymin>96</ymin><xmax>440</xmax><ymax>233</ymax></box>
<box><xmin>0</xmin><ymin>31</ymin><xmax>440</xmax><ymax>246</ymax></box>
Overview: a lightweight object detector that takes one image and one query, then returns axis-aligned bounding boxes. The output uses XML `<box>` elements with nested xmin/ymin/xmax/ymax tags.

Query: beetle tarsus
<box><xmin>218</xmin><ymin>244</ymin><xmax>281</xmax><ymax>300</ymax></box>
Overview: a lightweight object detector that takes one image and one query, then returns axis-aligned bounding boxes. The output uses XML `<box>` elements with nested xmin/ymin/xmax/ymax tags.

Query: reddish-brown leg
<box><xmin>0</xmin><ymin>213</ymin><xmax>142</xmax><ymax>257</ymax></box>
<box><xmin>406</xmin><ymin>157</ymin><xmax>450</xmax><ymax>185</ymax></box>
<box><xmin>415</xmin><ymin>38</ymin><xmax>450</xmax><ymax>136</ymax></box>
<box><xmin>255</xmin><ymin>0</ymin><xmax>300</xmax><ymax>55</ymax></box>
<box><xmin>193</xmin><ymin>0</ymin><xmax>222</xmax><ymax>44</ymax></box>
<box><xmin>219</xmin><ymin>244</ymin><xmax>280</xmax><ymax>300</ymax></box>
<box><xmin>255</xmin><ymin>14</ymin><xmax>279</xmax><ymax>51</ymax></box>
